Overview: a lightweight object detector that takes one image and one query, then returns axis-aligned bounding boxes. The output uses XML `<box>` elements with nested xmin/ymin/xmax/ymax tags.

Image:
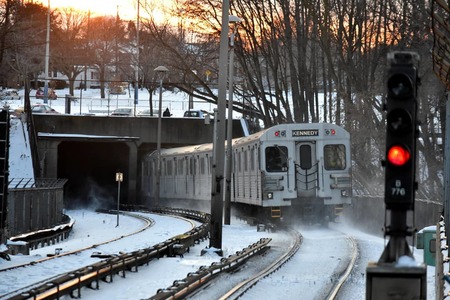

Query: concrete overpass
<box><xmin>32</xmin><ymin>115</ymin><xmax>246</xmax><ymax>207</ymax></box>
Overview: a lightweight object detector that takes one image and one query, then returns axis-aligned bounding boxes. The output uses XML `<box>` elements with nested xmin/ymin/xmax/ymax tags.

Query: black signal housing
<box><xmin>384</xmin><ymin>51</ymin><xmax>419</xmax><ymax>210</ymax></box>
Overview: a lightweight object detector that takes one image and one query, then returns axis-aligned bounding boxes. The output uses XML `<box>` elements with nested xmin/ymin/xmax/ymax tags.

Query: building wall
<box><xmin>37</xmin><ymin>67</ymin><xmax>101</xmax><ymax>89</ymax></box>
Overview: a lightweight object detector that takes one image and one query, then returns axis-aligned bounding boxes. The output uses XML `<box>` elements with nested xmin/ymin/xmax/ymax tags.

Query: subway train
<box><xmin>141</xmin><ymin>123</ymin><xmax>352</xmax><ymax>223</ymax></box>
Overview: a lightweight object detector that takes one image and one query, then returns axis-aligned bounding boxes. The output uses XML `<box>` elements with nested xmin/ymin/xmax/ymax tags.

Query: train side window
<box><xmin>161</xmin><ymin>159</ymin><xmax>166</xmax><ymax>176</ymax></box>
<box><xmin>200</xmin><ymin>157</ymin><xmax>205</xmax><ymax>175</ymax></box>
<box><xmin>187</xmin><ymin>158</ymin><xmax>191</xmax><ymax>175</ymax></box>
<box><xmin>192</xmin><ymin>157</ymin><xmax>195</xmax><ymax>175</ymax></box>
<box><xmin>299</xmin><ymin>145</ymin><xmax>312</xmax><ymax>170</ymax></box>
<box><xmin>244</xmin><ymin>149</ymin><xmax>248</xmax><ymax>172</ymax></box>
<box><xmin>177</xmin><ymin>159</ymin><xmax>183</xmax><ymax>175</ymax></box>
<box><xmin>174</xmin><ymin>158</ymin><xmax>178</xmax><ymax>176</ymax></box>
<box><xmin>238</xmin><ymin>151</ymin><xmax>242</xmax><ymax>173</ymax></box>
<box><xmin>250</xmin><ymin>148</ymin><xmax>255</xmax><ymax>171</ymax></box>
<box><xmin>150</xmin><ymin>160</ymin><xmax>155</xmax><ymax>176</ymax></box>
<box><xmin>265</xmin><ymin>146</ymin><xmax>288</xmax><ymax>172</ymax></box>
<box><xmin>167</xmin><ymin>160</ymin><xmax>172</xmax><ymax>176</ymax></box>
<box><xmin>324</xmin><ymin>144</ymin><xmax>346</xmax><ymax>170</ymax></box>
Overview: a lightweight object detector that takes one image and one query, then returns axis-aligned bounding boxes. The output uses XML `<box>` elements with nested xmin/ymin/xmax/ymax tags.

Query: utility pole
<box><xmin>154</xmin><ymin>66</ymin><xmax>169</xmax><ymax>209</ymax></box>
<box><xmin>224</xmin><ymin>15</ymin><xmax>242</xmax><ymax>225</ymax></box>
<box><xmin>205</xmin><ymin>0</ymin><xmax>230</xmax><ymax>256</ymax></box>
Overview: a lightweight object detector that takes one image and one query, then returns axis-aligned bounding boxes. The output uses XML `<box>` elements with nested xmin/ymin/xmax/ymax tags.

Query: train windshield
<box><xmin>324</xmin><ymin>144</ymin><xmax>346</xmax><ymax>170</ymax></box>
<box><xmin>265</xmin><ymin>146</ymin><xmax>288</xmax><ymax>172</ymax></box>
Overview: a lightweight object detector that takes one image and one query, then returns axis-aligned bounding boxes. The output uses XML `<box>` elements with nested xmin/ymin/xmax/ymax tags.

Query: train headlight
<box><xmin>267</xmin><ymin>192</ymin><xmax>273</xmax><ymax>199</ymax></box>
<box><xmin>341</xmin><ymin>189</ymin><xmax>350</xmax><ymax>197</ymax></box>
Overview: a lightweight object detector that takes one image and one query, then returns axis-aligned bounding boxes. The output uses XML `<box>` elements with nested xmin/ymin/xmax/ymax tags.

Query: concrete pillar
<box><xmin>127</xmin><ymin>142</ymin><xmax>138</xmax><ymax>205</ymax></box>
<box><xmin>39</xmin><ymin>140</ymin><xmax>60</xmax><ymax>178</ymax></box>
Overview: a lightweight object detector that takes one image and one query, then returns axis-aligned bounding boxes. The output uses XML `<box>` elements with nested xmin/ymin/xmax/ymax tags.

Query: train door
<box><xmin>295</xmin><ymin>142</ymin><xmax>318</xmax><ymax>197</ymax></box>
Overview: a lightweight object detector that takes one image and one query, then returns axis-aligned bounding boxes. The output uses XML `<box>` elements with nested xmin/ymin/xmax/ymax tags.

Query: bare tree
<box><xmin>0</xmin><ymin>0</ymin><xmax>16</xmax><ymax>86</ymax></box>
<box><xmin>51</xmin><ymin>8</ymin><xmax>89</xmax><ymax>96</ymax></box>
<box><xmin>5</xmin><ymin>2</ymin><xmax>50</xmax><ymax>88</ymax></box>
<box><xmin>88</xmin><ymin>16</ymin><xmax>126</xmax><ymax>98</ymax></box>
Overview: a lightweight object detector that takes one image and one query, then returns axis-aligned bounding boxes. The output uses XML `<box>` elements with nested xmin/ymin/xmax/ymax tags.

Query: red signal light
<box><xmin>387</xmin><ymin>145</ymin><xmax>410</xmax><ymax>166</ymax></box>
<box><xmin>325</xmin><ymin>129</ymin><xmax>336</xmax><ymax>135</ymax></box>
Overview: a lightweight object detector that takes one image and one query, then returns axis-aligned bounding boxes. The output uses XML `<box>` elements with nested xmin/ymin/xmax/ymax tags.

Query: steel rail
<box><xmin>326</xmin><ymin>235</ymin><xmax>359</xmax><ymax>300</ymax></box>
<box><xmin>150</xmin><ymin>237</ymin><xmax>272</xmax><ymax>300</ymax></box>
<box><xmin>217</xmin><ymin>228</ymin><xmax>302</xmax><ymax>300</ymax></box>
<box><xmin>0</xmin><ymin>211</ymin><xmax>154</xmax><ymax>274</ymax></box>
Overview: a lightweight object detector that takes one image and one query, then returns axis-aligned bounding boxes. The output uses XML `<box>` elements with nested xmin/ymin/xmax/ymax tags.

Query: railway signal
<box><xmin>384</xmin><ymin>51</ymin><xmax>419</xmax><ymax>210</ymax></box>
<box><xmin>366</xmin><ymin>51</ymin><xmax>426</xmax><ymax>300</ymax></box>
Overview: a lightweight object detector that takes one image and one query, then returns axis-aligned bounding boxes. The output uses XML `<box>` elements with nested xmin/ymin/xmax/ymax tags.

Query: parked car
<box><xmin>0</xmin><ymin>89</ymin><xmax>21</xmax><ymax>100</ymax></box>
<box><xmin>109</xmin><ymin>86</ymin><xmax>127</xmax><ymax>95</ymax></box>
<box><xmin>137</xmin><ymin>108</ymin><xmax>159</xmax><ymax>117</ymax></box>
<box><xmin>14</xmin><ymin>104</ymin><xmax>60</xmax><ymax>115</ymax></box>
<box><xmin>183</xmin><ymin>110</ymin><xmax>207</xmax><ymax>118</ymax></box>
<box><xmin>32</xmin><ymin>104</ymin><xmax>60</xmax><ymax>114</ymax></box>
<box><xmin>35</xmin><ymin>88</ymin><xmax>57</xmax><ymax>100</ymax></box>
<box><xmin>109</xmin><ymin>82</ymin><xmax>128</xmax><ymax>95</ymax></box>
<box><xmin>111</xmin><ymin>107</ymin><xmax>134</xmax><ymax>116</ymax></box>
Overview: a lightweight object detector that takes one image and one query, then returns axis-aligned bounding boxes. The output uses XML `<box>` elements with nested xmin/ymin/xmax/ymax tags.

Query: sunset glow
<box><xmin>37</xmin><ymin>0</ymin><xmax>172</xmax><ymax>23</ymax></box>
<box><xmin>42</xmin><ymin>0</ymin><xmax>140</xmax><ymax>20</ymax></box>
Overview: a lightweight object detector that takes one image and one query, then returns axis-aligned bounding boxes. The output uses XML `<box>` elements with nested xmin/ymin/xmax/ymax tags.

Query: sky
<box><xmin>44</xmin><ymin>0</ymin><xmax>167</xmax><ymax>21</ymax></box>
<box><xmin>49</xmin><ymin>0</ymin><xmax>138</xmax><ymax>19</ymax></box>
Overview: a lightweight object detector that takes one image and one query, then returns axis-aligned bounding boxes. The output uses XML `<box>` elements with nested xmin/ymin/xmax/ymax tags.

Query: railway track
<box><xmin>0</xmin><ymin>209</ymin><xmax>202</xmax><ymax>299</ymax></box>
<box><xmin>0</xmin><ymin>210</ymin><xmax>154</xmax><ymax>273</ymax></box>
<box><xmin>190</xmin><ymin>226</ymin><xmax>359</xmax><ymax>300</ymax></box>
<box><xmin>218</xmin><ymin>227</ymin><xmax>302</xmax><ymax>299</ymax></box>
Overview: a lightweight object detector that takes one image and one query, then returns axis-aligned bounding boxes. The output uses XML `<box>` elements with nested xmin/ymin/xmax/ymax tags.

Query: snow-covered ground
<box><xmin>2</xmin><ymin>88</ymin><xmax>440</xmax><ymax>299</ymax></box>
<box><xmin>9</xmin><ymin>118</ymin><xmax>34</xmax><ymax>179</ymax></box>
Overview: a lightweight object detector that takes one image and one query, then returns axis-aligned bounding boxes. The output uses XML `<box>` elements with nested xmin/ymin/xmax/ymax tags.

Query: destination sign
<box><xmin>292</xmin><ymin>129</ymin><xmax>319</xmax><ymax>137</ymax></box>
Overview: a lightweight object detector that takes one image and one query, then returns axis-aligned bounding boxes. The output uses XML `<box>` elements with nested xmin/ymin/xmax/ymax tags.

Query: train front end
<box><xmin>260</xmin><ymin>123</ymin><xmax>352</xmax><ymax>223</ymax></box>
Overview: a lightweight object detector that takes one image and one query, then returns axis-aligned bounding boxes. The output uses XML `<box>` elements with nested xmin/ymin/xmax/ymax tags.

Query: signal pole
<box><xmin>366</xmin><ymin>51</ymin><xmax>427</xmax><ymax>299</ymax></box>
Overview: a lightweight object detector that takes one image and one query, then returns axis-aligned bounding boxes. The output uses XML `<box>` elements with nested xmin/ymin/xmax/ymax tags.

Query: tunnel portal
<box><xmin>57</xmin><ymin>141</ymin><xmax>130</xmax><ymax>209</ymax></box>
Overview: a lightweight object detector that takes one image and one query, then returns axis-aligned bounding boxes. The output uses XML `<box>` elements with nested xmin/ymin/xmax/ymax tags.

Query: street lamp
<box><xmin>154</xmin><ymin>65</ymin><xmax>169</xmax><ymax>208</ymax></box>
<box><xmin>134</xmin><ymin>0</ymin><xmax>140</xmax><ymax>115</ymax></box>
<box><xmin>44</xmin><ymin>0</ymin><xmax>50</xmax><ymax>104</ymax></box>
<box><xmin>224</xmin><ymin>15</ymin><xmax>242</xmax><ymax>225</ymax></box>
